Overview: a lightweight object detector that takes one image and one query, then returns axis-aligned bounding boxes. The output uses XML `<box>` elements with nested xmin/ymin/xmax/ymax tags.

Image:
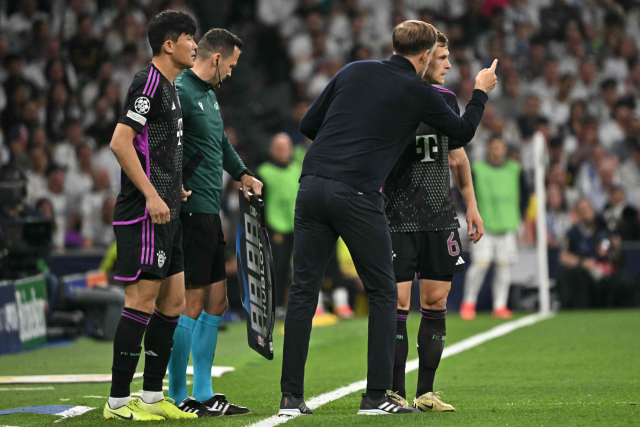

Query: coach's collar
<box><xmin>185</xmin><ymin>68</ymin><xmax>214</xmax><ymax>91</ymax></box>
<box><xmin>389</xmin><ymin>55</ymin><xmax>417</xmax><ymax>72</ymax></box>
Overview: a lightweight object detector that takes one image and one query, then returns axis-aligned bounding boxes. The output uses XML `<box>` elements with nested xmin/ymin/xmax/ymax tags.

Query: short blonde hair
<box><xmin>392</xmin><ymin>20</ymin><xmax>437</xmax><ymax>57</ymax></box>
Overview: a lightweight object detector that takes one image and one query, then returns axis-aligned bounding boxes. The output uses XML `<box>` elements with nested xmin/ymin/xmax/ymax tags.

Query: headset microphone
<box><xmin>215</xmin><ymin>58</ymin><xmax>221</xmax><ymax>89</ymax></box>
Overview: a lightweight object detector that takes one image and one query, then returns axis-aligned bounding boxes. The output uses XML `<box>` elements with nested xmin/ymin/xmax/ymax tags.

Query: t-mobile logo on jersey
<box><xmin>416</xmin><ymin>134</ymin><xmax>438</xmax><ymax>162</ymax></box>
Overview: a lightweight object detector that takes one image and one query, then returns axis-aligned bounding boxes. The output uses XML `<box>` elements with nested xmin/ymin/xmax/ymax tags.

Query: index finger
<box><xmin>489</xmin><ymin>59</ymin><xmax>498</xmax><ymax>72</ymax></box>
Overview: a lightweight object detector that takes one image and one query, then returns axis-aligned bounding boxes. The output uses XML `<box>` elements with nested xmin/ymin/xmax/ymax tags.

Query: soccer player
<box><xmin>460</xmin><ymin>136</ymin><xmax>528</xmax><ymax>320</ymax></box>
<box><xmin>167</xmin><ymin>28</ymin><xmax>261</xmax><ymax>417</ymax></box>
<box><xmin>385</xmin><ymin>31</ymin><xmax>484</xmax><ymax>412</ymax></box>
<box><xmin>103</xmin><ymin>10</ymin><xmax>199</xmax><ymax>421</ymax></box>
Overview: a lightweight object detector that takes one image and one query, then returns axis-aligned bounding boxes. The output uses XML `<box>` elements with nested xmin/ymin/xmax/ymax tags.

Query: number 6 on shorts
<box><xmin>447</xmin><ymin>232</ymin><xmax>460</xmax><ymax>256</ymax></box>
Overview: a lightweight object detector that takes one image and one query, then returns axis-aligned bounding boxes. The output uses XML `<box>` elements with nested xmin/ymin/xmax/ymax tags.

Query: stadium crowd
<box><xmin>0</xmin><ymin>0</ymin><xmax>639</xmax><ymax>308</ymax></box>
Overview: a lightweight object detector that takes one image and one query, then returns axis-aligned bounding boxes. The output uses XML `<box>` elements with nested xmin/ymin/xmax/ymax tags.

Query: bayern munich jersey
<box><xmin>113</xmin><ymin>63</ymin><xmax>184</xmax><ymax>224</ymax></box>
<box><xmin>384</xmin><ymin>87</ymin><xmax>464</xmax><ymax>232</ymax></box>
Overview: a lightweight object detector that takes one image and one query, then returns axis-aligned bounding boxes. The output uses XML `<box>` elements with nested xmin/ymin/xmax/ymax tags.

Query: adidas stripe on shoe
<box><xmin>357</xmin><ymin>393</ymin><xmax>420</xmax><ymax>415</ymax></box>
<box><xmin>177</xmin><ymin>397</ymin><xmax>222</xmax><ymax>417</ymax></box>
<box><xmin>201</xmin><ymin>394</ymin><xmax>250</xmax><ymax>416</ymax></box>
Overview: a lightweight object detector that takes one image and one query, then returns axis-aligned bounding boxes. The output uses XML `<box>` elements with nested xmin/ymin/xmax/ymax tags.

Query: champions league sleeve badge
<box><xmin>236</xmin><ymin>190</ymin><xmax>276</xmax><ymax>360</ymax></box>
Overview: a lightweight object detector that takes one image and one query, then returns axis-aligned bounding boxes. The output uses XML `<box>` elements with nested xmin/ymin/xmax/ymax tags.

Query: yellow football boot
<box><xmin>103</xmin><ymin>398</ymin><xmax>165</xmax><ymax>421</ymax></box>
<box><xmin>388</xmin><ymin>391</ymin><xmax>409</xmax><ymax>407</ymax></box>
<box><xmin>137</xmin><ymin>397</ymin><xmax>199</xmax><ymax>420</ymax></box>
<box><xmin>412</xmin><ymin>391</ymin><xmax>455</xmax><ymax>412</ymax></box>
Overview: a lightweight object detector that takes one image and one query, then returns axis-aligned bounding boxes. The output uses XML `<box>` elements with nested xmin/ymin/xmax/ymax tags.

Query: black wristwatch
<box><xmin>238</xmin><ymin>169</ymin><xmax>254</xmax><ymax>179</ymax></box>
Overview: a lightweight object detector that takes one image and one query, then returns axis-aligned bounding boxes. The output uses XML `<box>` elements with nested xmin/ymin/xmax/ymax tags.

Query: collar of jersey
<box><xmin>389</xmin><ymin>55</ymin><xmax>417</xmax><ymax>72</ymax></box>
<box><xmin>184</xmin><ymin>68</ymin><xmax>214</xmax><ymax>92</ymax></box>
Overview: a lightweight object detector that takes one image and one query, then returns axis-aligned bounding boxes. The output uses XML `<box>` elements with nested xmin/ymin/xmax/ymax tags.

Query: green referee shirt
<box><xmin>176</xmin><ymin>69</ymin><xmax>246</xmax><ymax>214</ymax></box>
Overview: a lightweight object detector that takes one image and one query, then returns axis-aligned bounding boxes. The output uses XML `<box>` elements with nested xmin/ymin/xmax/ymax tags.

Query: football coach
<box><xmin>278</xmin><ymin>20</ymin><xmax>498</xmax><ymax>416</ymax></box>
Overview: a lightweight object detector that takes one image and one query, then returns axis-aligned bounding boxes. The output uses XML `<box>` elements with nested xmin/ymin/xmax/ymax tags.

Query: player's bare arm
<box><xmin>110</xmin><ymin>123</ymin><xmax>170</xmax><ymax>225</ymax></box>
<box><xmin>449</xmin><ymin>148</ymin><xmax>483</xmax><ymax>243</ymax></box>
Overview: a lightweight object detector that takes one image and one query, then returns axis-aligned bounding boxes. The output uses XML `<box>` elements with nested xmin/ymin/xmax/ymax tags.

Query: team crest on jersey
<box><xmin>214</xmin><ymin>102</ymin><xmax>219</xmax><ymax>110</ymax></box>
<box><xmin>157</xmin><ymin>250</ymin><xmax>166</xmax><ymax>268</ymax></box>
<box><xmin>135</xmin><ymin>96</ymin><xmax>150</xmax><ymax>114</ymax></box>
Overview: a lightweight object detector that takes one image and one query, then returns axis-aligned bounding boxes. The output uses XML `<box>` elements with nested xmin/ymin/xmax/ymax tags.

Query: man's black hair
<box><xmin>196</xmin><ymin>28</ymin><xmax>243</xmax><ymax>60</ymax></box>
<box><xmin>601</xmin><ymin>78</ymin><xmax>617</xmax><ymax>91</ymax></box>
<box><xmin>46</xmin><ymin>164</ymin><xmax>66</xmax><ymax>176</ymax></box>
<box><xmin>148</xmin><ymin>10</ymin><xmax>196</xmax><ymax>57</ymax></box>
<box><xmin>529</xmin><ymin>34</ymin><xmax>547</xmax><ymax>47</ymax></box>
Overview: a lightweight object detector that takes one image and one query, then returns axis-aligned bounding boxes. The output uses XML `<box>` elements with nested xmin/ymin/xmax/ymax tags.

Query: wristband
<box><xmin>238</xmin><ymin>169</ymin><xmax>254</xmax><ymax>179</ymax></box>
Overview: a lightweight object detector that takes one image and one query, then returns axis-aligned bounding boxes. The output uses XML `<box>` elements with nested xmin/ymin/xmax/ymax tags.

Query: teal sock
<box><xmin>191</xmin><ymin>311</ymin><xmax>221</xmax><ymax>402</ymax></box>
<box><xmin>167</xmin><ymin>315</ymin><xmax>196</xmax><ymax>404</ymax></box>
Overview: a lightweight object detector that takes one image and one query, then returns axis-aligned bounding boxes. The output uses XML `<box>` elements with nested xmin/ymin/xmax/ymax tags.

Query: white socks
<box><xmin>140</xmin><ymin>390</ymin><xmax>164</xmax><ymax>404</ymax></box>
<box><xmin>332</xmin><ymin>288</ymin><xmax>349</xmax><ymax>307</ymax></box>
<box><xmin>492</xmin><ymin>264</ymin><xmax>511</xmax><ymax>309</ymax></box>
<box><xmin>463</xmin><ymin>263</ymin><xmax>489</xmax><ymax>304</ymax></box>
<box><xmin>108</xmin><ymin>396</ymin><xmax>131</xmax><ymax>409</ymax></box>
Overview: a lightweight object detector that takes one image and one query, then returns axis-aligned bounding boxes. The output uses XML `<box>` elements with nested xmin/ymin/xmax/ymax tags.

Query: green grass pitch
<box><xmin>0</xmin><ymin>310</ymin><xmax>638</xmax><ymax>426</ymax></box>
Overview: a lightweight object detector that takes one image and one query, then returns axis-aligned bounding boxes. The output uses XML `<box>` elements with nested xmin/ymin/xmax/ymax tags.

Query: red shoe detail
<box><xmin>335</xmin><ymin>304</ymin><xmax>354</xmax><ymax>318</ymax></box>
<box><xmin>460</xmin><ymin>302</ymin><xmax>476</xmax><ymax>320</ymax></box>
<box><xmin>492</xmin><ymin>307</ymin><xmax>513</xmax><ymax>319</ymax></box>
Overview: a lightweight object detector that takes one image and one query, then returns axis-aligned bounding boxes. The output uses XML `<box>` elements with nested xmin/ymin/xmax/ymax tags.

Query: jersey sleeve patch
<box><xmin>126</xmin><ymin>110</ymin><xmax>147</xmax><ymax>125</ymax></box>
<box><xmin>118</xmin><ymin>69</ymin><xmax>161</xmax><ymax>133</ymax></box>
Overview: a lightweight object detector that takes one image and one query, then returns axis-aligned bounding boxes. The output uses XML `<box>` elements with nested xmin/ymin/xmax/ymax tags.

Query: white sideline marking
<box><xmin>53</xmin><ymin>406</ymin><xmax>95</xmax><ymax>423</ymax></box>
<box><xmin>247</xmin><ymin>312</ymin><xmax>554</xmax><ymax>427</ymax></box>
<box><xmin>0</xmin><ymin>387</ymin><xmax>55</xmax><ymax>391</ymax></box>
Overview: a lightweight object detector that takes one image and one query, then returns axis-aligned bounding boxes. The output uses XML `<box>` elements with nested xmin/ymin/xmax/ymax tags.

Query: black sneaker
<box><xmin>357</xmin><ymin>393</ymin><xmax>421</xmax><ymax>415</ymax></box>
<box><xmin>177</xmin><ymin>397</ymin><xmax>222</xmax><ymax>417</ymax></box>
<box><xmin>201</xmin><ymin>394</ymin><xmax>251</xmax><ymax>416</ymax></box>
<box><xmin>278</xmin><ymin>393</ymin><xmax>313</xmax><ymax>417</ymax></box>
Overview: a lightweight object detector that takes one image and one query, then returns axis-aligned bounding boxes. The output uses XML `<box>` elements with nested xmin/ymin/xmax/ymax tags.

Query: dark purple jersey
<box><xmin>384</xmin><ymin>87</ymin><xmax>464</xmax><ymax>232</ymax></box>
<box><xmin>113</xmin><ymin>63</ymin><xmax>184</xmax><ymax>225</ymax></box>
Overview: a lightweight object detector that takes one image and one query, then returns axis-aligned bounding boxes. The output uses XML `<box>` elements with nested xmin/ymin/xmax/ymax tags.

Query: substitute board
<box><xmin>236</xmin><ymin>190</ymin><xmax>276</xmax><ymax>360</ymax></box>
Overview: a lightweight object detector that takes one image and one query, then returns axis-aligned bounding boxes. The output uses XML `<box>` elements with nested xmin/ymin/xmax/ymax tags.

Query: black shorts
<box><xmin>391</xmin><ymin>229</ymin><xmax>465</xmax><ymax>283</ymax></box>
<box><xmin>181</xmin><ymin>212</ymin><xmax>226</xmax><ymax>289</ymax></box>
<box><xmin>114</xmin><ymin>218</ymin><xmax>184</xmax><ymax>283</ymax></box>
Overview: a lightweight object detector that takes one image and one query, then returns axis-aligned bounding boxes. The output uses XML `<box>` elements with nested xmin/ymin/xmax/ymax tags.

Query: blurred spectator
<box><xmin>570</xmin><ymin>60</ymin><xmax>600</xmax><ymax>103</ymax></box>
<box><xmin>516</xmin><ymin>95</ymin><xmax>543</xmax><ymax>140</ymax></box>
<box><xmin>6</xmin><ymin>0</ymin><xmax>48</xmax><ymax>44</ymax></box>
<box><xmin>557</xmin><ymin>198</ymin><xmax>635</xmax><ymax>308</ymax></box>
<box><xmin>575</xmin><ymin>145</ymin><xmax>606</xmax><ymax>208</ymax></box>
<box><xmin>591</xmin><ymin>78</ymin><xmax>619</xmax><ymax>128</ymax></box>
<box><xmin>85</xmin><ymin>97</ymin><xmax>116</xmax><ymax>143</ymax></box>
<box><xmin>25</xmin><ymin>146</ymin><xmax>49</xmax><ymax>206</ymax></box>
<box><xmin>602</xmin><ymin>186</ymin><xmax>634</xmax><ymax>234</ymax></box>
<box><xmin>256</xmin><ymin>133</ymin><xmax>301</xmax><ymax>313</ymax></box>
<box><xmin>547</xmin><ymin>162</ymin><xmax>581</xmax><ymax>208</ymax></box>
<box><xmin>528</xmin><ymin>58</ymin><xmax>560</xmax><ymax>102</ymax></box>
<box><xmin>586</xmin><ymin>156</ymin><xmax>620</xmax><ymax>213</ymax></box>
<box><xmin>493</xmin><ymin>73</ymin><xmax>523</xmax><ymax>122</ymax></box>
<box><xmin>619</xmin><ymin>139</ymin><xmax>640</xmax><ymax>207</ymax></box>
<box><xmin>599</xmin><ymin>98</ymin><xmax>633</xmax><ymax>150</ymax></box>
<box><xmin>547</xmin><ymin>183</ymin><xmax>572</xmax><ymax>248</ymax></box>
<box><xmin>65</xmin><ymin>143</ymin><xmax>95</xmax><ymax>212</ymax></box>
<box><xmin>46</xmin><ymin>82</ymin><xmax>71</xmax><ymax>141</ymax></box>
<box><xmin>43</xmin><ymin>165</ymin><xmax>67</xmax><ymax>249</ymax></box>
<box><xmin>539</xmin><ymin>0</ymin><xmax>581</xmax><ymax>41</ymax></box>
<box><xmin>52</xmin><ymin>120</ymin><xmax>94</xmax><ymax>172</ymax></box>
<box><xmin>67</xmin><ymin>15</ymin><xmax>106</xmax><ymax>82</ymax></box>
<box><xmin>540</xmin><ymin>74</ymin><xmax>575</xmax><ymax>132</ymax></box>
<box><xmin>81</xmin><ymin>184</ymin><xmax>116</xmax><ymax>249</ymax></box>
